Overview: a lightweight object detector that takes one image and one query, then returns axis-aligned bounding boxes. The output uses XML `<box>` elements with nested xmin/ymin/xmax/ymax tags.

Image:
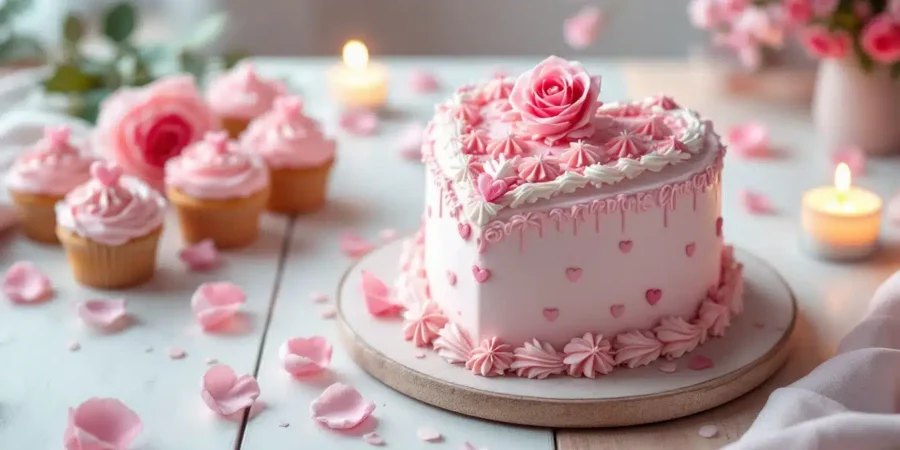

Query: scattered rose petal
<box><xmin>361</xmin><ymin>270</ymin><xmax>403</xmax><ymax>317</ymax></box>
<box><xmin>201</xmin><ymin>364</ymin><xmax>261</xmax><ymax>416</ymax></box>
<box><xmin>340</xmin><ymin>232</ymin><xmax>374</xmax><ymax>258</ymax></box>
<box><xmin>206</xmin><ymin>357</ymin><xmax>219</xmax><ymax>365</ymax></box>
<box><xmin>699</xmin><ymin>424</ymin><xmax>718</xmax><ymax>438</ymax></box>
<box><xmin>168</xmin><ymin>348</ymin><xmax>187</xmax><ymax>359</ymax></box>
<box><xmin>191</xmin><ymin>282</ymin><xmax>246</xmax><ymax>331</ymax></box>
<box><xmin>832</xmin><ymin>145</ymin><xmax>865</xmax><ymax>176</ymax></box>
<box><xmin>320</xmin><ymin>306</ymin><xmax>337</xmax><ymax>319</ymax></box>
<box><xmin>279</xmin><ymin>422</ymin><xmax>290</xmax><ymax>428</ymax></box>
<box><xmin>179</xmin><ymin>239</ymin><xmax>221</xmax><ymax>271</ymax></box>
<box><xmin>414</xmin><ymin>351</ymin><xmax>426</xmax><ymax>359</ymax></box>
<box><xmin>242</xmin><ymin>400</ymin><xmax>266</xmax><ymax>422</ymax></box>
<box><xmin>658</xmin><ymin>361</ymin><xmax>677</xmax><ymax>373</ymax></box>
<box><xmin>688</xmin><ymin>355</ymin><xmax>714</xmax><ymax>371</ymax></box>
<box><xmin>364</xmin><ymin>432</ymin><xmax>385</xmax><ymax>446</ymax></box>
<box><xmin>3</xmin><ymin>261</ymin><xmax>52</xmax><ymax>304</ymax></box>
<box><xmin>310</xmin><ymin>383</ymin><xmax>376</xmax><ymax>429</ymax></box>
<box><xmin>564</xmin><ymin>6</ymin><xmax>604</xmax><ymax>49</ymax></box>
<box><xmin>68</xmin><ymin>341</ymin><xmax>81</xmax><ymax>352</ymax></box>
<box><xmin>727</xmin><ymin>122</ymin><xmax>771</xmax><ymax>158</ymax></box>
<box><xmin>311</xmin><ymin>292</ymin><xmax>329</xmax><ymax>303</ymax></box>
<box><xmin>76</xmin><ymin>299</ymin><xmax>128</xmax><ymax>331</ymax></box>
<box><xmin>279</xmin><ymin>336</ymin><xmax>333</xmax><ymax>376</ymax></box>
<box><xmin>417</xmin><ymin>426</ymin><xmax>442</xmax><ymax>442</ymax></box>
<box><xmin>64</xmin><ymin>398</ymin><xmax>142</xmax><ymax>450</ymax></box>
<box><xmin>379</xmin><ymin>229</ymin><xmax>398</xmax><ymax>242</ymax></box>
<box><xmin>409</xmin><ymin>68</ymin><xmax>441</xmax><ymax>94</ymax></box>
<box><xmin>339</xmin><ymin>109</ymin><xmax>379</xmax><ymax>136</ymax></box>
<box><xmin>738</xmin><ymin>189</ymin><xmax>775</xmax><ymax>215</ymax></box>
<box><xmin>398</xmin><ymin>123</ymin><xmax>425</xmax><ymax>161</ymax></box>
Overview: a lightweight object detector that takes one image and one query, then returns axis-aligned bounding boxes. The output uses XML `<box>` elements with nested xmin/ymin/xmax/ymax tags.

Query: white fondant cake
<box><xmin>396</xmin><ymin>56</ymin><xmax>743</xmax><ymax>378</ymax></box>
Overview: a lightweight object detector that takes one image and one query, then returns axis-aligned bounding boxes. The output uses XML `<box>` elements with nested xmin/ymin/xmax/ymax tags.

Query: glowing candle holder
<box><xmin>801</xmin><ymin>163</ymin><xmax>883</xmax><ymax>260</ymax></box>
<box><xmin>328</xmin><ymin>40</ymin><xmax>389</xmax><ymax>109</ymax></box>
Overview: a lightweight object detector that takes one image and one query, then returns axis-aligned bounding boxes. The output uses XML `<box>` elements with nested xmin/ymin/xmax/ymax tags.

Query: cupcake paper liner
<box><xmin>168</xmin><ymin>186</ymin><xmax>270</xmax><ymax>249</ymax></box>
<box><xmin>57</xmin><ymin>226</ymin><xmax>162</xmax><ymax>289</ymax></box>
<box><xmin>9</xmin><ymin>189</ymin><xmax>62</xmax><ymax>244</ymax></box>
<box><xmin>221</xmin><ymin>116</ymin><xmax>253</xmax><ymax>139</ymax></box>
<box><xmin>267</xmin><ymin>160</ymin><xmax>334</xmax><ymax>214</ymax></box>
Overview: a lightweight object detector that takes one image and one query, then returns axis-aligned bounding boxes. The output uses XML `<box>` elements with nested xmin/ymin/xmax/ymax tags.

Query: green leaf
<box><xmin>0</xmin><ymin>35</ymin><xmax>45</xmax><ymax>64</ymax></box>
<box><xmin>68</xmin><ymin>88</ymin><xmax>114</xmax><ymax>124</ymax></box>
<box><xmin>222</xmin><ymin>50</ymin><xmax>249</xmax><ymax>70</ymax></box>
<box><xmin>891</xmin><ymin>63</ymin><xmax>900</xmax><ymax>81</ymax></box>
<box><xmin>43</xmin><ymin>64</ymin><xmax>95</xmax><ymax>93</ymax></box>
<box><xmin>178</xmin><ymin>50</ymin><xmax>207</xmax><ymax>81</ymax></box>
<box><xmin>102</xmin><ymin>2</ymin><xmax>136</xmax><ymax>43</ymax></box>
<box><xmin>62</xmin><ymin>14</ymin><xmax>85</xmax><ymax>43</ymax></box>
<box><xmin>853</xmin><ymin>38</ymin><xmax>875</xmax><ymax>73</ymax></box>
<box><xmin>182</xmin><ymin>13</ymin><xmax>228</xmax><ymax>50</ymax></box>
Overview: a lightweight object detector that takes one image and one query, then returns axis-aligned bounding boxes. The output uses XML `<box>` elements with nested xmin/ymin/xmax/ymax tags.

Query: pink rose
<box><xmin>890</xmin><ymin>0</ymin><xmax>900</xmax><ymax>21</ymax></box>
<box><xmin>855</xmin><ymin>0</ymin><xmax>873</xmax><ymax>20</ymax></box>
<box><xmin>93</xmin><ymin>76</ymin><xmax>219</xmax><ymax>189</ymax></box>
<box><xmin>689</xmin><ymin>0</ymin><xmax>722</xmax><ymax>29</ymax></box>
<box><xmin>717</xmin><ymin>0</ymin><xmax>749</xmax><ymax>21</ymax></box>
<box><xmin>504</xmin><ymin>56</ymin><xmax>601</xmax><ymax>145</ymax></box>
<box><xmin>811</xmin><ymin>0</ymin><xmax>839</xmax><ymax>17</ymax></box>
<box><xmin>783</xmin><ymin>0</ymin><xmax>813</xmax><ymax>25</ymax></box>
<box><xmin>564</xmin><ymin>6</ymin><xmax>604</xmax><ymax>50</ymax></box>
<box><xmin>861</xmin><ymin>14</ymin><xmax>900</xmax><ymax>64</ymax></box>
<box><xmin>801</xmin><ymin>25</ymin><xmax>851</xmax><ymax>59</ymax></box>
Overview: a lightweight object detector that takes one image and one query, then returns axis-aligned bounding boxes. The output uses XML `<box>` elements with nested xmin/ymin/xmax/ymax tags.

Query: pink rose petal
<box><xmin>658</xmin><ymin>361</ymin><xmax>677</xmax><ymax>373</ymax></box>
<box><xmin>363</xmin><ymin>431</ymin><xmax>385</xmax><ymax>446</ymax></box>
<box><xmin>727</xmin><ymin>122</ymin><xmax>771</xmax><ymax>158</ymax></box>
<box><xmin>191</xmin><ymin>282</ymin><xmax>246</xmax><ymax>331</ymax></box>
<box><xmin>398</xmin><ymin>124</ymin><xmax>425</xmax><ymax>161</ymax></box>
<box><xmin>379</xmin><ymin>228</ymin><xmax>398</xmax><ymax>242</ymax></box>
<box><xmin>564</xmin><ymin>6</ymin><xmax>604</xmax><ymax>50</ymax></box>
<box><xmin>279</xmin><ymin>336</ymin><xmax>333</xmax><ymax>376</ymax></box>
<box><xmin>417</xmin><ymin>426</ymin><xmax>442</xmax><ymax>442</ymax></box>
<box><xmin>168</xmin><ymin>348</ymin><xmax>187</xmax><ymax>359</ymax></box>
<box><xmin>179</xmin><ymin>239</ymin><xmax>221</xmax><ymax>271</ymax></box>
<box><xmin>688</xmin><ymin>355</ymin><xmax>714</xmax><ymax>371</ymax></box>
<box><xmin>76</xmin><ymin>299</ymin><xmax>128</xmax><ymax>331</ymax></box>
<box><xmin>201</xmin><ymin>364</ymin><xmax>261</xmax><ymax>416</ymax></box>
<box><xmin>831</xmin><ymin>145</ymin><xmax>865</xmax><ymax>176</ymax></box>
<box><xmin>64</xmin><ymin>398</ymin><xmax>142</xmax><ymax>450</ymax></box>
<box><xmin>738</xmin><ymin>189</ymin><xmax>775</xmax><ymax>215</ymax></box>
<box><xmin>409</xmin><ymin>68</ymin><xmax>441</xmax><ymax>94</ymax></box>
<box><xmin>699</xmin><ymin>424</ymin><xmax>719</xmax><ymax>438</ymax></box>
<box><xmin>339</xmin><ymin>109</ymin><xmax>379</xmax><ymax>136</ymax></box>
<box><xmin>361</xmin><ymin>270</ymin><xmax>403</xmax><ymax>317</ymax></box>
<box><xmin>311</xmin><ymin>292</ymin><xmax>329</xmax><ymax>303</ymax></box>
<box><xmin>3</xmin><ymin>261</ymin><xmax>52</xmax><ymax>304</ymax></box>
<box><xmin>310</xmin><ymin>382</ymin><xmax>376</xmax><ymax>429</ymax></box>
<box><xmin>320</xmin><ymin>306</ymin><xmax>337</xmax><ymax>319</ymax></box>
<box><xmin>206</xmin><ymin>357</ymin><xmax>219</xmax><ymax>365</ymax></box>
<box><xmin>340</xmin><ymin>232</ymin><xmax>375</xmax><ymax>258</ymax></box>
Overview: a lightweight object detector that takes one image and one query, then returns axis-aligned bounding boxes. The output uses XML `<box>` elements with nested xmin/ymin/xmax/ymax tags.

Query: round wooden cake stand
<box><xmin>336</xmin><ymin>242</ymin><xmax>796</xmax><ymax>428</ymax></box>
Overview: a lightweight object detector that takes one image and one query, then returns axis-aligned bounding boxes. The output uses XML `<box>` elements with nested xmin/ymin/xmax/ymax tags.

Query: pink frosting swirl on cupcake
<box><xmin>165</xmin><ymin>131</ymin><xmax>269</xmax><ymax>200</ymax></box>
<box><xmin>206</xmin><ymin>63</ymin><xmax>286</xmax><ymax>119</ymax></box>
<box><xmin>55</xmin><ymin>162</ymin><xmax>166</xmax><ymax>246</ymax></box>
<box><xmin>240</xmin><ymin>96</ymin><xmax>337</xmax><ymax>169</ymax></box>
<box><xmin>6</xmin><ymin>126</ymin><xmax>94</xmax><ymax>196</ymax></box>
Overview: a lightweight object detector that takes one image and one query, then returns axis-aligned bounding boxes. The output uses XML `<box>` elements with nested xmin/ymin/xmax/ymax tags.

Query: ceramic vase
<box><xmin>813</xmin><ymin>59</ymin><xmax>900</xmax><ymax>155</ymax></box>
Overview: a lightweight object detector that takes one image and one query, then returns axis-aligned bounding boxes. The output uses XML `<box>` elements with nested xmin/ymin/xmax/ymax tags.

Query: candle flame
<box><xmin>343</xmin><ymin>40</ymin><xmax>369</xmax><ymax>70</ymax></box>
<box><xmin>835</xmin><ymin>163</ymin><xmax>851</xmax><ymax>194</ymax></box>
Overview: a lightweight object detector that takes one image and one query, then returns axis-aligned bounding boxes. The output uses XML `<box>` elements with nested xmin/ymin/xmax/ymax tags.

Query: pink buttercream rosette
<box><xmin>93</xmin><ymin>76</ymin><xmax>219</xmax><ymax>189</ymax></box>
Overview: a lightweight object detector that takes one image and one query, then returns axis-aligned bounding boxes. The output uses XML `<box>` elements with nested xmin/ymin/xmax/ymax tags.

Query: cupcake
<box><xmin>241</xmin><ymin>96</ymin><xmax>336</xmax><ymax>214</ymax></box>
<box><xmin>165</xmin><ymin>131</ymin><xmax>270</xmax><ymax>249</ymax></box>
<box><xmin>55</xmin><ymin>162</ymin><xmax>167</xmax><ymax>289</ymax></box>
<box><xmin>206</xmin><ymin>63</ymin><xmax>285</xmax><ymax>138</ymax></box>
<box><xmin>6</xmin><ymin>126</ymin><xmax>94</xmax><ymax>243</ymax></box>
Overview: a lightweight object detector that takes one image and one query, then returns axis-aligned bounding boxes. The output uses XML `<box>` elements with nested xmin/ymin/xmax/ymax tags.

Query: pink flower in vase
<box><xmin>811</xmin><ymin>0</ymin><xmax>839</xmax><ymax>17</ymax></box>
<box><xmin>861</xmin><ymin>14</ymin><xmax>900</xmax><ymax>64</ymax></box>
<box><xmin>801</xmin><ymin>25</ymin><xmax>851</xmax><ymax>59</ymax></box>
<box><xmin>688</xmin><ymin>0</ymin><xmax>723</xmax><ymax>29</ymax></box>
<box><xmin>93</xmin><ymin>76</ymin><xmax>219</xmax><ymax>189</ymax></box>
<box><xmin>783</xmin><ymin>0</ymin><xmax>813</xmax><ymax>25</ymax></box>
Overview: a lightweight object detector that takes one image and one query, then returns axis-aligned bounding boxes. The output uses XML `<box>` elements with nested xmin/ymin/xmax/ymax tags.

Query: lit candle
<box><xmin>801</xmin><ymin>163</ymin><xmax>883</xmax><ymax>260</ymax></box>
<box><xmin>328</xmin><ymin>40</ymin><xmax>389</xmax><ymax>109</ymax></box>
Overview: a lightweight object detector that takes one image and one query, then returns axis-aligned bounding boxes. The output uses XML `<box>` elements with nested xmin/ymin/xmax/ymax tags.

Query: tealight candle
<box><xmin>801</xmin><ymin>163</ymin><xmax>882</xmax><ymax>260</ymax></box>
<box><xmin>328</xmin><ymin>40</ymin><xmax>389</xmax><ymax>109</ymax></box>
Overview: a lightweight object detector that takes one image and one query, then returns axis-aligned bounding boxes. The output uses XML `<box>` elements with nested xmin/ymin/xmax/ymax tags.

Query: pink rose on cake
<box><xmin>93</xmin><ymin>76</ymin><xmax>219</xmax><ymax>189</ymax></box>
<box><xmin>503</xmin><ymin>56</ymin><xmax>602</xmax><ymax>145</ymax></box>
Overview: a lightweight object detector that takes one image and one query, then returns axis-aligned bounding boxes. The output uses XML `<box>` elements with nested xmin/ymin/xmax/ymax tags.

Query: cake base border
<box><xmin>335</xmin><ymin>241</ymin><xmax>796</xmax><ymax>428</ymax></box>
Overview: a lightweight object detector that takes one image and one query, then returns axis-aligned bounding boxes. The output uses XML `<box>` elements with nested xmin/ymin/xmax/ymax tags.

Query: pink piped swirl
<box><xmin>631</xmin><ymin>115</ymin><xmax>673</xmax><ymax>139</ymax></box>
<box><xmin>206</xmin><ymin>63</ymin><xmax>286</xmax><ymax>119</ymax></box>
<box><xmin>465</xmin><ymin>337</ymin><xmax>514</xmax><ymax>377</ymax></box>
<box><xmin>605</xmin><ymin>131</ymin><xmax>651</xmax><ymax>159</ymax></box>
<box><xmin>503</xmin><ymin>56</ymin><xmax>602</xmax><ymax>145</ymax></box>
<box><xmin>433</xmin><ymin>322</ymin><xmax>474</xmax><ymax>364</ymax></box>
<box><xmin>6</xmin><ymin>126</ymin><xmax>94</xmax><ymax>196</ymax></box>
<box><xmin>486</xmin><ymin>134</ymin><xmax>528</xmax><ymax>159</ymax></box>
<box><xmin>402</xmin><ymin>300</ymin><xmax>449</xmax><ymax>347</ymax></box>
<box><xmin>453</xmin><ymin>102</ymin><xmax>483</xmax><ymax>127</ymax></box>
<box><xmin>653</xmin><ymin>316</ymin><xmax>705</xmax><ymax>359</ymax></box>
<box><xmin>560</xmin><ymin>140</ymin><xmax>602</xmax><ymax>170</ymax></box>
<box><xmin>240</xmin><ymin>96</ymin><xmax>336</xmax><ymax>169</ymax></box>
<box><xmin>511</xmin><ymin>339</ymin><xmax>566</xmax><ymax>379</ymax></box>
<box><xmin>613</xmin><ymin>330</ymin><xmax>663</xmax><ymax>369</ymax></box>
<box><xmin>481</xmin><ymin>78</ymin><xmax>514</xmax><ymax>102</ymax></box>
<box><xmin>517</xmin><ymin>155</ymin><xmax>562</xmax><ymax>183</ymax></box>
<box><xmin>643</xmin><ymin>95</ymin><xmax>680</xmax><ymax>111</ymax></box>
<box><xmin>165</xmin><ymin>131</ymin><xmax>269</xmax><ymax>200</ymax></box>
<box><xmin>55</xmin><ymin>162</ymin><xmax>166</xmax><ymax>246</ymax></box>
<box><xmin>461</xmin><ymin>129</ymin><xmax>490</xmax><ymax>155</ymax></box>
<box><xmin>696</xmin><ymin>299</ymin><xmax>731</xmax><ymax>338</ymax></box>
<box><xmin>655</xmin><ymin>136</ymin><xmax>688</xmax><ymax>154</ymax></box>
<box><xmin>562</xmin><ymin>333</ymin><xmax>615</xmax><ymax>378</ymax></box>
<box><xmin>93</xmin><ymin>76</ymin><xmax>218</xmax><ymax>189</ymax></box>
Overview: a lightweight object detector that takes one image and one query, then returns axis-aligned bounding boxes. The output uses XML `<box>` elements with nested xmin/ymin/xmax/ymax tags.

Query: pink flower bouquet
<box><xmin>689</xmin><ymin>0</ymin><xmax>789</xmax><ymax>69</ymax></box>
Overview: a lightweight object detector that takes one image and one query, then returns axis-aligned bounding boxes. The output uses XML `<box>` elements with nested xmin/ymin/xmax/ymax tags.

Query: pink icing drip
<box><xmin>613</xmin><ymin>330</ymin><xmax>663</xmax><ymax>368</ymax></box>
<box><xmin>562</xmin><ymin>333</ymin><xmax>615</xmax><ymax>378</ymax></box>
<box><xmin>510</xmin><ymin>339</ymin><xmax>566</xmax><ymax>379</ymax></box>
<box><xmin>517</xmin><ymin>155</ymin><xmax>562</xmax><ymax>183</ymax></box>
<box><xmin>696</xmin><ymin>299</ymin><xmax>731</xmax><ymax>338</ymax></box>
<box><xmin>653</xmin><ymin>316</ymin><xmax>705</xmax><ymax>359</ymax></box>
<box><xmin>465</xmin><ymin>337</ymin><xmax>514</xmax><ymax>377</ymax></box>
<box><xmin>402</xmin><ymin>300</ymin><xmax>449</xmax><ymax>347</ymax></box>
<box><xmin>433</xmin><ymin>323</ymin><xmax>474</xmax><ymax>364</ymax></box>
<box><xmin>461</xmin><ymin>129</ymin><xmax>490</xmax><ymax>156</ymax></box>
<box><xmin>486</xmin><ymin>134</ymin><xmax>528</xmax><ymax>158</ymax></box>
<box><xmin>560</xmin><ymin>140</ymin><xmax>602</xmax><ymax>170</ymax></box>
<box><xmin>604</xmin><ymin>131</ymin><xmax>651</xmax><ymax>159</ymax></box>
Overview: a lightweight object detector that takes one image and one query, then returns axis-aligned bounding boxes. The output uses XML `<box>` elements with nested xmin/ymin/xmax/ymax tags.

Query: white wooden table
<box><xmin>0</xmin><ymin>58</ymin><xmax>897</xmax><ymax>450</ymax></box>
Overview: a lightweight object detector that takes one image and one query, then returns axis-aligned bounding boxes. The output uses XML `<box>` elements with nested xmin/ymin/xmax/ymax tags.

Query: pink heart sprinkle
<box><xmin>458</xmin><ymin>223</ymin><xmax>471</xmax><ymax>240</ymax></box>
<box><xmin>619</xmin><ymin>240</ymin><xmax>634</xmax><ymax>254</ymax></box>
<box><xmin>685</xmin><ymin>242</ymin><xmax>696</xmax><ymax>257</ymax></box>
<box><xmin>447</xmin><ymin>271</ymin><xmax>457</xmax><ymax>286</ymax></box>
<box><xmin>472</xmin><ymin>265</ymin><xmax>491</xmax><ymax>283</ymax></box>
<box><xmin>310</xmin><ymin>382</ymin><xmax>376</xmax><ymax>429</ymax></box>
<box><xmin>610</xmin><ymin>304</ymin><xmax>625</xmax><ymax>318</ymax></box>
<box><xmin>340</xmin><ymin>232</ymin><xmax>374</xmax><ymax>259</ymax></box>
<box><xmin>646</xmin><ymin>289</ymin><xmax>663</xmax><ymax>306</ymax></box>
<box><xmin>565</xmin><ymin>267</ymin><xmax>582</xmax><ymax>282</ymax></box>
<box><xmin>363</xmin><ymin>432</ymin><xmax>385</xmax><ymax>446</ymax></box>
<box><xmin>201</xmin><ymin>364</ymin><xmax>261</xmax><ymax>416</ymax></box>
<box><xmin>477</xmin><ymin>172</ymin><xmax>508</xmax><ymax>203</ymax></box>
<box><xmin>361</xmin><ymin>270</ymin><xmax>403</xmax><ymax>317</ymax></box>
<box><xmin>688</xmin><ymin>355</ymin><xmax>714</xmax><ymax>371</ymax></box>
<box><xmin>738</xmin><ymin>189</ymin><xmax>775</xmax><ymax>215</ymax></box>
<box><xmin>64</xmin><ymin>398</ymin><xmax>142</xmax><ymax>450</ymax></box>
<box><xmin>90</xmin><ymin>161</ymin><xmax>124</xmax><ymax>187</ymax></box>
<box><xmin>542</xmin><ymin>308</ymin><xmax>559</xmax><ymax>322</ymax></box>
